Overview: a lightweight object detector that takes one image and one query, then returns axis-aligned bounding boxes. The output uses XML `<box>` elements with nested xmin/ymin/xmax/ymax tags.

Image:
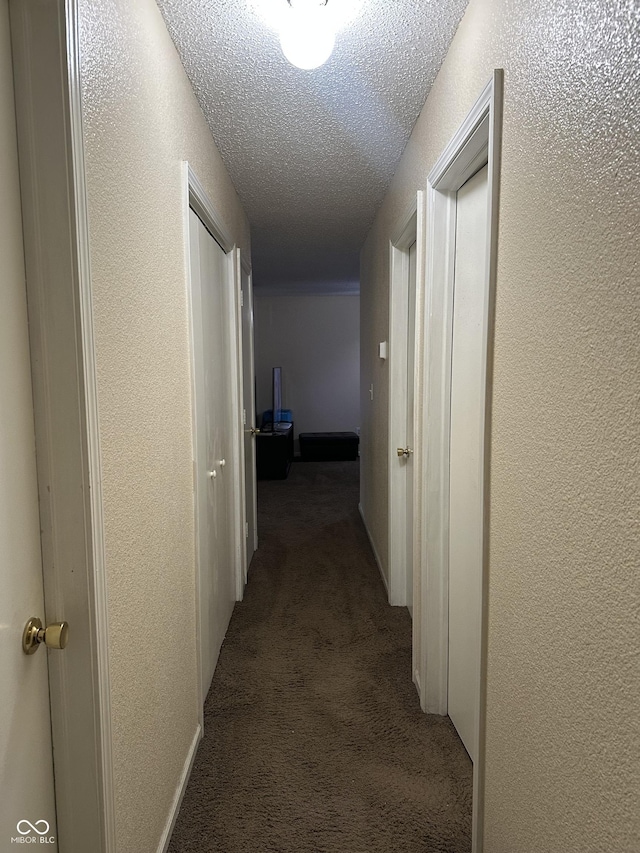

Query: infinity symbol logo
<box><xmin>17</xmin><ymin>820</ymin><xmax>50</xmax><ymax>836</ymax></box>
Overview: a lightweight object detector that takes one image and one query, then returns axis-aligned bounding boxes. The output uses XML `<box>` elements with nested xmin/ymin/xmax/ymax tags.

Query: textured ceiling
<box><xmin>156</xmin><ymin>0</ymin><xmax>468</xmax><ymax>291</ymax></box>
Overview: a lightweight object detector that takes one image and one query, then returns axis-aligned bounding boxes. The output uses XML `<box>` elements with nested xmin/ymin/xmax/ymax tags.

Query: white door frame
<box><xmin>229</xmin><ymin>247</ymin><xmax>248</xmax><ymax>600</ymax></box>
<box><xmin>10</xmin><ymin>1</ymin><xmax>115</xmax><ymax>850</ymax></box>
<box><xmin>239</xmin><ymin>251</ymin><xmax>258</xmax><ymax>570</ymax></box>
<box><xmin>183</xmin><ymin>163</ymin><xmax>246</xmax><ymax>712</ymax></box>
<box><xmin>387</xmin><ymin>192</ymin><xmax>424</xmax><ymax>608</ymax></box>
<box><xmin>414</xmin><ymin>70</ymin><xmax>503</xmax><ymax>853</ymax></box>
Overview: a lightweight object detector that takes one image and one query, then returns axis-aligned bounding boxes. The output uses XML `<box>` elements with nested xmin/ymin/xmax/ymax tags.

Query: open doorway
<box><xmin>252</xmin><ymin>291</ymin><xmax>360</xmax><ymax>470</ymax></box>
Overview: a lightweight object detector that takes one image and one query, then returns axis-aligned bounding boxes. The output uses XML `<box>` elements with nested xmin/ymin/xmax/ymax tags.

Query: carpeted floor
<box><xmin>168</xmin><ymin>460</ymin><xmax>472</xmax><ymax>853</ymax></box>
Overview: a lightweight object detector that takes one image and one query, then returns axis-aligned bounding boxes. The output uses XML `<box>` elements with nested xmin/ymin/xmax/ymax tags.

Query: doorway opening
<box><xmin>251</xmin><ymin>287</ymin><xmax>361</xmax><ymax>536</ymax></box>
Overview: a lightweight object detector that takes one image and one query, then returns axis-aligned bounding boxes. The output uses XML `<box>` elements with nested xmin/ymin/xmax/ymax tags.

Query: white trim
<box><xmin>66</xmin><ymin>3</ymin><xmax>116</xmax><ymax>847</ymax></box>
<box><xmin>156</xmin><ymin>725</ymin><xmax>202</xmax><ymax>853</ymax></box>
<box><xmin>419</xmin><ymin>185</ymin><xmax>456</xmax><ymax>715</ymax></box>
<box><xmin>358</xmin><ymin>503</ymin><xmax>389</xmax><ymax>597</ymax></box>
<box><xmin>390</xmin><ymin>197</ymin><xmax>419</xmax><ymax>248</ymax></box>
<box><xmin>239</xmin><ymin>251</ymin><xmax>259</xmax><ymax>564</ymax></box>
<box><xmin>387</xmin><ymin>195</ymin><xmax>421</xmax><ymax>607</ymax></box>
<box><xmin>413</xmin><ymin>667</ymin><xmax>422</xmax><ymax>695</ymax></box>
<box><xmin>411</xmin><ymin>192</ymin><xmax>427</xmax><ymax>695</ymax></box>
<box><xmin>418</xmin><ymin>74</ymin><xmax>499</xmax><ymax>713</ymax></box>
<box><xmin>230</xmin><ymin>248</ymin><xmax>247</xmax><ymax>601</ymax></box>
<box><xmin>415</xmin><ymin>70</ymin><xmax>504</xmax><ymax>853</ymax></box>
<box><xmin>473</xmin><ymin>69</ymin><xmax>504</xmax><ymax>853</ymax></box>
<box><xmin>182</xmin><ymin>165</ymin><xmax>205</xmax><ymax>722</ymax></box>
<box><xmin>187</xmin><ymin>166</ymin><xmax>233</xmax><ymax>253</ymax></box>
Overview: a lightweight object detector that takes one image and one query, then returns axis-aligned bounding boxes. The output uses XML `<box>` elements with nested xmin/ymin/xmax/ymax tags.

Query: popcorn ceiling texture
<box><xmin>360</xmin><ymin>0</ymin><xmax>640</xmax><ymax>850</ymax></box>
<box><xmin>77</xmin><ymin>1</ymin><xmax>249</xmax><ymax>850</ymax></box>
<box><xmin>155</xmin><ymin>0</ymin><xmax>468</xmax><ymax>291</ymax></box>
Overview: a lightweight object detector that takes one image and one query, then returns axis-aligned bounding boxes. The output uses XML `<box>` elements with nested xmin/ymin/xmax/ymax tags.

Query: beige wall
<box><xmin>78</xmin><ymin>1</ymin><xmax>250</xmax><ymax>850</ymax></box>
<box><xmin>360</xmin><ymin>0</ymin><xmax>640</xmax><ymax>850</ymax></box>
<box><xmin>254</xmin><ymin>294</ymin><xmax>360</xmax><ymax>443</ymax></box>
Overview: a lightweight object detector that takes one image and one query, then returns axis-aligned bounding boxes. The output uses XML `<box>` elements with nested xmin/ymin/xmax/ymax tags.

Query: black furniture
<box><xmin>299</xmin><ymin>432</ymin><xmax>359</xmax><ymax>462</ymax></box>
<box><xmin>256</xmin><ymin>422</ymin><xmax>294</xmax><ymax>480</ymax></box>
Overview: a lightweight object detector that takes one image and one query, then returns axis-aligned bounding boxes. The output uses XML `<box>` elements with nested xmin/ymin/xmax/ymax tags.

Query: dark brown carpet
<box><xmin>169</xmin><ymin>460</ymin><xmax>472</xmax><ymax>853</ymax></box>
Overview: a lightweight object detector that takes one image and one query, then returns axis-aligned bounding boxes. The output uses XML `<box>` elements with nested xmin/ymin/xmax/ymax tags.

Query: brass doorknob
<box><xmin>397</xmin><ymin>446</ymin><xmax>413</xmax><ymax>458</ymax></box>
<box><xmin>22</xmin><ymin>617</ymin><xmax>69</xmax><ymax>655</ymax></box>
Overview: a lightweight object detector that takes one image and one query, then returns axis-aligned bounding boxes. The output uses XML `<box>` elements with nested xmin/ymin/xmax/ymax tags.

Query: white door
<box><xmin>448</xmin><ymin>164</ymin><xmax>489</xmax><ymax>761</ymax></box>
<box><xmin>0</xmin><ymin>2</ymin><xmax>58</xmax><ymax>843</ymax></box>
<box><xmin>405</xmin><ymin>240</ymin><xmax>417</xmax><ymax>615</ymax></box>
<box><xmin>240</xmin><ymin>261</ymin><xmax>258</xmax><ymax>572</ymax></box>
<box><xmin>189</xmin><ymin>208</ymin><xmax>236</xmax><ymax>695</ymax></box>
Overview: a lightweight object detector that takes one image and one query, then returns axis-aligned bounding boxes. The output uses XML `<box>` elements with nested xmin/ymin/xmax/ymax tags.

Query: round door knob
<box><xmin>397</xmin><ymin>446</ymin><xmax>413</xmax><ymax>457</ymax></box>
<box><xmin>44</xmin><ymin>622</ymin><xmax>69</xmax><ymax>650</ymax></box>
<box><xmin>22</xmin><ymin>617</ymin><xmax>69</xmax><ymax>655</ymax></box>
<box><xmin>219</xmin><ymin>459</ymin><xmax>226</xmax><ymax>467</ymax></box>
<box><xmin>250</xmin><ymin>427</ymin><xmax>261</xmax><ymax>436</ymax></box>
<box><xmin>208</xmin><ymin>470</ymin><xmax>217</xmax><ymax>479</ymax></box>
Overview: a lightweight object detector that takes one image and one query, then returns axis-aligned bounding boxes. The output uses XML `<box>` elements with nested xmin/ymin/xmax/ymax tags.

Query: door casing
<box><xmin>10</xmin><ymin>0</ymin><xmax>114</xmax><ymax>850</ymax></box>
<box><xmin>388</xmin><ymin>197</ymin><xmax>417</xmax><ymax>606</ymax></box>
<box><xmin>239</xmin><ymin>254</ymin><xmax>258</xmax><ymax>573</ymax></box>
<box><xmin>413</xmin><ymin>70</ymin><xmax>504</xmax><ymax>853</ymax></box>
<box><xmin>388</xmin><ymin>190</ymin><xmax>424</xmax><ymax>606</ymax></box>
<box><xmin>447</xmin><ymin>162</ymin><xmax>489</xmax><ymax>762</ymax></box>
<box><xmin>388</xmin><ymin>193</ymin><xmax>426</xmax><ymax>694</ymax></box>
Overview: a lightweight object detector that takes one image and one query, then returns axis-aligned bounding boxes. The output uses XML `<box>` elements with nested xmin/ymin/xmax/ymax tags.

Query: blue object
<box><xmin>261</xmin><ymin>409</ymin><xmax>293</xmax><ymax>427</ymax></box>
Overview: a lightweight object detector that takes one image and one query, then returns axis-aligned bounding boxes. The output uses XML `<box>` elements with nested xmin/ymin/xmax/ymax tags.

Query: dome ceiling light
<box><xmin>280</xmin><ymin>0</ymin><xmax>334</xmax><ymax>70</ymax></box>
<box><xmin>250</xmin><ymin>0</ymin><xmax>363</xmax><ymax>70</ymax></box>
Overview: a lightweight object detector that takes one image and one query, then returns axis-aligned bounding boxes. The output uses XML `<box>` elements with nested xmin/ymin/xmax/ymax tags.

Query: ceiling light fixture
<box><xmin>280</xmin><ymin>0</ymin><xmax>334</xmax><ymax>70</ymax></box>
<box><xmin>249</xmin><ymin>0</ymin><xmax>363</xmax><ymax>71</ymax></box>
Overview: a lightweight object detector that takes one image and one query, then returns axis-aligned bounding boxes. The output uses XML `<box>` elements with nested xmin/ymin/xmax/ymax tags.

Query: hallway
<box><xmin>4</xmin><ymin>2</ymin><xmax>637</xmax><ymax>851</ymax></box>
<box><xmin>168</xmin><ymin>461</ymin><xmax>472</xmax><ymax>852</ymax></box>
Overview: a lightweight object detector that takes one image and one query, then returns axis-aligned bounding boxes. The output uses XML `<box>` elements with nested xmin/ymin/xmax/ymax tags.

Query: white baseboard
<box><xmin>358</xmin><ymin>502</ymin><xmax>389</xmax><ymax>597</ymax></box>
<box><xmin>157</xmin><ymin>724</ymin><xmax>202</xmax><ymax>853</ymax></box>
<box><xmin>413</xmin><ymin>667</ymin><xmax>422</xmax><ymax>695</ymax></box>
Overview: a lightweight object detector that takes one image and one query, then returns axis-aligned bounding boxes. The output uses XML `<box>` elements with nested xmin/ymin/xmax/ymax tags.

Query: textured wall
<box><xmin>77</xmin><ymin>1</ymin><xmax>250</xmax><ymax>850</ymax></box>
<box><xmin>360</xmin><ymin>0</ymin><xmax>640</xmax><ymax>850</ymax></box>
<box><xmin>254</xmin><ymin>294</ymin><xmax>360</xmax><ymax>443</ymax></box>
